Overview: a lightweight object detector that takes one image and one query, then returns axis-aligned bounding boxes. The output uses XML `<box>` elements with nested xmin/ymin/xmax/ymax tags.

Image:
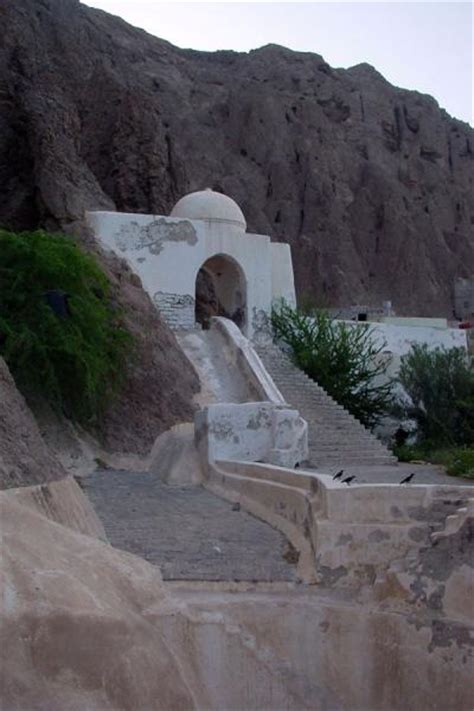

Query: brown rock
<box><xmin>0</xmin><ymin>357</ymin><xmax>66</xmax><ymax>489</ymax></box>
<box><xmin>1</xmin><ymin>491</ymin><xmax>473</xmax><ymax>710</ymax></box>
<box><xmin>69</xmin><ymin>223</ymin><xmax>200</xmax><ymax>455</ymax></box>
<box><xmin>1</xmin><ymin>0</ymin><xmax>472</xmax><ymax>316</ymax></box>
<box><xmin>0</xmin><ymin>496</ymin><xmax>196</xmax><ymax>711</ymax></box>
<box><xmin>0</xmin><ymin>356</ymin><xmax>106</xmax><ymax>537</ymax></box>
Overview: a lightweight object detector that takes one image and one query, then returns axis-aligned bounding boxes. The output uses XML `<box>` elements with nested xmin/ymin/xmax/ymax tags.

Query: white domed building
<box><xmin>87</xmin><ymin>189</ymin><xmax>296</xmax><ymax>340</ymax></box>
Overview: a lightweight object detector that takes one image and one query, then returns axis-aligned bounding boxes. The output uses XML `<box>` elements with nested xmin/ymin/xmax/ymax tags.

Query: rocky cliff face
<box><xmin>1</xmin><ymin>0</ymin><xmax>473</xmax><ymax>315</ymax></box>
<box><xmin>0</xmin><ymin>357</ymin><xmax>66</xmax><ymax>489</ymax></box>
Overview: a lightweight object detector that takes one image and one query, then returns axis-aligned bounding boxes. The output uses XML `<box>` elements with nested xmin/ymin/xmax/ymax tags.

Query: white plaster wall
<box><xmin>197</xmin><ymin>402</ymin><xmax>274</xmax><ymax>463</ymax></box>
<box><xmin>380</xmin><ymin>316</ymin><xmax>448</xmax><ymax>329</ymax></box>
<box><xmin>345</xmin><ymin>320</ymin><xmax>468</xmax><ymax>355</ymax></box>
<box><xmin>271</xmin><ymin>243</ymin><xmax>296</xmax><ymax>308</ymax></box>
<box><xmin>195</xmin><ymin>402</ymin><xmax>308</xmax><ymax>468</ymax></box>
<box><xmin>342</xmin><ymin>319</ymin><xmax>468</xmax><ymax>378</ymax></box>
<box><xmin>87</xmin><ymin>211</ymin><xmax>276</xmax><ymax>339</ymax></box>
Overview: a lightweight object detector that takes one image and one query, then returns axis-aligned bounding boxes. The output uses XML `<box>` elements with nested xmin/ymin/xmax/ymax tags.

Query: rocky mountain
<box><xmin>1</xmin><ymin>0</ymin><xmax>473</xmax><ymax>316</ymax></box>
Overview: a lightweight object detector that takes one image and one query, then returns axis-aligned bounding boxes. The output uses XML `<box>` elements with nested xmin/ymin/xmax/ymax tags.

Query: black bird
<box><xmin>333</xmin><ymin>469</ymin><xmax>344</xmax><ymax>481</ymax></box>
<box><xmin>342</xmin><ymin>475</ymin><xmax>356</xmax><ymax>485</ymax></box>
<box><xmin>400</xmin><ymin>472</ymin><xmax>416</xmax><ymax>485</ymax></box>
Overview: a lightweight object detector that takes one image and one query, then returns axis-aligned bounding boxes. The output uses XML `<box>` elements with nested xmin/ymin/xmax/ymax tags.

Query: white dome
<box><xmin>170</xmin><ymin>189</ymin><xmax>246</xmax><ymax>230</ymax></box>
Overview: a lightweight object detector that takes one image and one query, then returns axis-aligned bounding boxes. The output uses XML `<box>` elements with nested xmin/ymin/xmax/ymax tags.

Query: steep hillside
<box><xmin>0</xmin><ymin>357</ymin><xmax>65</xmax><ymax>489</ymax></box>
<box><xmin>85</xmin><ymin>234</ymin><xmax>200</xmax><ymax>455</ymax></box>
<box><xmin>1</xmin><ymin>0</ymin><xmax>472</xmax><ymax>315</ymax></box>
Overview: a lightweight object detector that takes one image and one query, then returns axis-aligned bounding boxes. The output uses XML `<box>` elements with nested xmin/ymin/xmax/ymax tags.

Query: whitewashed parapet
<box><xmin>211</xmin><ymin>317</ymin><xmax>286</xmax><ymax>404</ymax></box>
<box><xmin>204</xmin><ymin>459</ymin><xmax>474</xmax><ymax>591</ymax></box>
<box><xmin>195</xmin><ymin>401</ymin><xmax>308</xmax><ymax>469</ymax></box>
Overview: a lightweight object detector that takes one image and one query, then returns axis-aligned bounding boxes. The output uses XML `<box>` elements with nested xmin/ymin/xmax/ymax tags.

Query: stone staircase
<box><xmin>255</xmin><ymin>342</ymin><xmax>397</xmax><ymax>468</ymax></box>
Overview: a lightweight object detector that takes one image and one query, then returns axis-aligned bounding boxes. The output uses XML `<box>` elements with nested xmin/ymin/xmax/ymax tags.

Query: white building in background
<box><xmin>343</xmin><ymin>319</ymin><xmax>468</xmax><ymax>382</ymax></box>
<box><xmin>87</xmin><ymin>189</ymin><xmax>296</xmax><ymax>341</ymax></box>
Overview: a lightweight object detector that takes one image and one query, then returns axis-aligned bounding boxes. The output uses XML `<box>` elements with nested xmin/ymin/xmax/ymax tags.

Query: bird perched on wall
<box><xmin>333</xmin><ymin>469</ymin><xmax>344</xmax><ymax>480</ymax></box>
<box><xmin>342</xmin><ymin>475</ymin><xmax>356</xmax><ymax>485</ymax></box>
<box><xmin>400</xmin><ymin>472</ymin><xmax>416</xmax><ymax>484</ymax></box>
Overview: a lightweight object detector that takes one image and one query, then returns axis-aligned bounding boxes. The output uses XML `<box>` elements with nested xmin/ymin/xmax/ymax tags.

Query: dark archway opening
<box><xmin>195</xmin><ymin>255</ymin><xmax>246</xmax><ymax>332</ymax></box>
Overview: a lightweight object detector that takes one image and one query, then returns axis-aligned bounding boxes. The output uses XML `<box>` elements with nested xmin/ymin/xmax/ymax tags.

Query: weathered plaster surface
<box><xmin>169</xmin><ymin>587</ymin><xmax>473</xmax><ymax>711</ymax></box>
<box><xmin>87</xmin><ymin>210</ymin><xmax>296</xmax><ymax>338</ymax></box>
<box><xmin>344</xmin><ymin>319</ymin><xmax>468</xmax><ymax>380</ymax></box>
<box><xmin>115</xmin><ymin>217</ymin><xmax>197</xmax><ymax>254</ymax></box>
<box><xmin>195</xmin><ymin>402</ymin><xmax>308</xmax><ymax>470</ymax></box>
<box><xmin>271</xmin><ymin>242</ymin><xmax>297</xmax><ymax>308</ymax></box>
<box><xmin>177</xmin><ymin>327</ymin><xmax>259</xmax><ymax>406</ymax></box>
<box><xmin>211</xmin><ymin>318</ymin><xmax>286</xmax><ymax>404</ymax></box>
<box><xmin>198</xmin><ymin>450</ymin><xmax>474</xmax><ymax>592</ymax></box>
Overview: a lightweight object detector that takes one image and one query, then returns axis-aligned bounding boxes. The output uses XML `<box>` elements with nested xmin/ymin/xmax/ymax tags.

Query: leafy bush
<box><xmin>271</xmin><ymin>302</ymin><xmax>393</xmax><ymax>427</ymax></box>
<box><xmin>447</xmin><ymin>448</ymin><xmax>474</xmax><ymax>478</ymax></box>
<box><xmin>398</xmin><ymin>344</ymin><xmax>474</xmax><ymax>446</ymax></box>
<box><xmin>0</xmin><ymin>230</ymin><xmax>132</xmax><ymax>424</ymax></box>
<box><xmin>392</xmin><ymin>444</ymin><xmax>474</xmax><ymax>479</ymax></box>
<box><xmin>392</xmin><ymin>443</ymin><xmax>427</xmax><ymax>463</ymax></box>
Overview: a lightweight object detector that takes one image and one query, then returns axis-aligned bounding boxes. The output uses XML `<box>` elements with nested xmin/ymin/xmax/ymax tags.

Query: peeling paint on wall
<box><xmin>116</xmin><ymin>218</ymin><xmax>197</xmax><ymax>254</ymax></box>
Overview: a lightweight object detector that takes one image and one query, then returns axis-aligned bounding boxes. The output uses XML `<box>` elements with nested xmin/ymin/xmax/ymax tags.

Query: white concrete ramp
<box><xmin>177</xmin><ymin>328</ymin><xmax>257</xmax><ymax>406</ymax></box>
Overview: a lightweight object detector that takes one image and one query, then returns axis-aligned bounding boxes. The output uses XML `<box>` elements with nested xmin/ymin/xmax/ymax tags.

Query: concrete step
<box><xmin>256</xmin><ymin>342</ymin><xmax>397</xmax><ymax>466</ymax></box>
<box><xmin>309</xmin><ymin>454</ymin><xmax>394</xmax><ymax>463</ymax></box>
<box><xmin>307</xmin><ymin>436</ymin><xmax>387</xmax><ymax>446</ymax></box>
<box><xmin>307</xmin><ymin>424</ymin><xmax>386</xmax><ymax>438</ymax></box>
<box><xmin>309</xmin><ymin>443</ymin><xmax>390</xmax><ymax>454</ymax></box>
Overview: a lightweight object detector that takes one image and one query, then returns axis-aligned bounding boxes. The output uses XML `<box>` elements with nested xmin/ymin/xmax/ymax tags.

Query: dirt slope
<box><xmin>72</xmin><ymin>226</ymin><xmax>200</xmax><ymax>455</ymax></box>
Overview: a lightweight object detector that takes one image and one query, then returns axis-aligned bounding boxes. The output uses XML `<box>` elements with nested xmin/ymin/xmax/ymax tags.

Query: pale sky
<box><xmin>84</xmin><ymin>1</ymin><xmax>473</xmax><ymax>125</ymax></box>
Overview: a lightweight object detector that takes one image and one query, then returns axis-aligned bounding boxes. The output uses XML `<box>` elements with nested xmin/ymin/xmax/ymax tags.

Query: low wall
<box><xmin>167</xmin><ymin>588</ymin><xmax>473</xmax><ymax>711</ymax></box>
<box><xmin>204</xmin><ymin>460</ymin><xmax>318</xmax><ymax>583</ymax></box>
<box><xmin>195</xmin><ymin>401</ymin><xmax>308</xmax><ymax>470</ymax></box>
<box><xmin>203</xmin><ymin>458</ymin><xmax>473</xmax><ymax>590</ymax></box>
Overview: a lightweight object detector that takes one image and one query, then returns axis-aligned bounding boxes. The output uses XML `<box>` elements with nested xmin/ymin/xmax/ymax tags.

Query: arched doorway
<box><xmin>195</xmin><ymin>254</ymin><xmax>246</xmax><ymax>332</ymax></box>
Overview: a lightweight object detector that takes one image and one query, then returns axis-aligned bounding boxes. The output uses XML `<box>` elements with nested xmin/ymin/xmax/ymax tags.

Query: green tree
<box><xmin>398</xmin><ymin>344</ymin><xmax>474</xmax><ymax>446</ymax></box>
<box><xmin>0</xmin><ymin>230</ymin><xmax>132</xmax><ymax>424</ymax></box>
<box><xmin>271</xmin><ymin>302</ymin><xmax>393</xmax><ymax>427</ymax></box>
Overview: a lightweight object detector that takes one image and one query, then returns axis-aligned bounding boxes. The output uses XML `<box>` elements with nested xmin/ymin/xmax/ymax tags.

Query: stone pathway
<box><xmin>82</xmin><ymin>469</ymin><xmax>299</xmax><ymax>582</ymax></box>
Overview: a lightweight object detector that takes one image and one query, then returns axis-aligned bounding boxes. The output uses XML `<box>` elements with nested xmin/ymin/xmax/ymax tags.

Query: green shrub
<box><xmin>392</xmin><ymin>444</ymin><xmax>474</xmax><ymax>479</ymax></box>
<box><xmin>0</xmin><ymin>229</ymin><xmax>132</xmax><ymax>424</ymax></box>
<box><xmin>446</xmin><ymin>448</ymin><xmax>474</xmax><ymax>478</ymax></box>
<box><xmin>398</xmin><ymin>344</ymin><xmax>474</xmax><ymax>446</ymax></box>
<box><xmin>392</xmin><ymin>443</ymin><xmax>427</xmax><ymax>463</ymax></box>
<box><xmin>271</xmin><ymin>302</ymin><xmax>393</xmax><ymax>427</ymax></box>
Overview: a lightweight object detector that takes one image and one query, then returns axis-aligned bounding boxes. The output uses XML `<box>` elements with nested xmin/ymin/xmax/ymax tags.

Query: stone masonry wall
<box><xmin>153</xmin><ymin>292</ymin><xmax>196</xmax><ymax>330</ymax></box>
